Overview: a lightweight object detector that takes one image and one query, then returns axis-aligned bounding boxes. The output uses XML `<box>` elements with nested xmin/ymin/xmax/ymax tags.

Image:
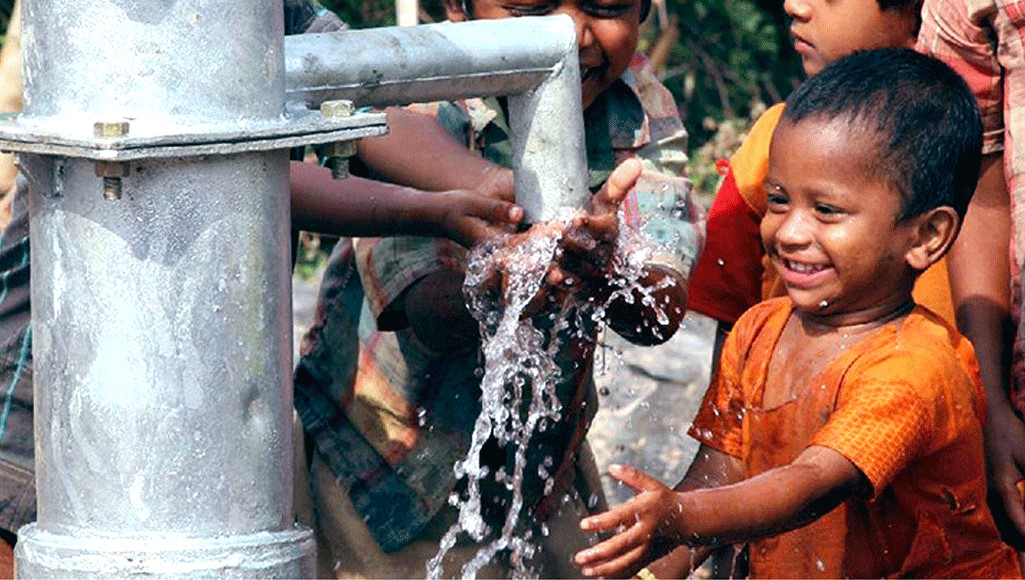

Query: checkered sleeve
<box><xmin>353</xmin><ymin>236</ymin><xmax>467</xmax><ymax>326</ymax></box>
<box><xmin>620</xmin><ymin>65</ymin><xmax>705</xmax><ymax>283</ymax></box>
<box><xmin>917</xmin><ymin>0</ymin><xmax>1004</xmax><ymax>154</ymax></box>
<box><xmin>284</xmin><ymin>0</ymin><xmax>347</xmax><ymax>35</ymax></box>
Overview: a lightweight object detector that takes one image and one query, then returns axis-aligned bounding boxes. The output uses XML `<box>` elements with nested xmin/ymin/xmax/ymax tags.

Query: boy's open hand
<box><xmin>575</xmin><ymin>463</ymin><xmax>681</xmax><ymax>578</ymax></box>
<box><xmin>536</xmin><ymin>158</ymin><xmax>642</xmax><ymax>311</ymax></box>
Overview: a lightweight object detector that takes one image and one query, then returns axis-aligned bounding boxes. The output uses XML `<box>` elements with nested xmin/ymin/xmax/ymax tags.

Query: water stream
<box><xmin>427</xmin><ymin>210</ymin><xmax>678</xmax><ymax>579</ymax></box>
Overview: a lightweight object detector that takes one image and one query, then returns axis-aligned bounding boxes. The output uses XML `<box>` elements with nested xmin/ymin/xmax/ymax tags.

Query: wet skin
<box><xmin>784</xmin><ymin>0</ymin><xmax>917</xmax><ymax>76</ymax></box>
<box><xmin>443</xmin><ymin>0</ymin><xmax>641</xmax><ymax>109</ymax></box>
<box><xmin>761</xmin><ymin>117</ymin><xmax>924</xmax><ymax>329</ymax></box>
<box><xmin>572</xmin><ymin>118</ymin><xmax>960</xmax><ymax>577</ymax></box>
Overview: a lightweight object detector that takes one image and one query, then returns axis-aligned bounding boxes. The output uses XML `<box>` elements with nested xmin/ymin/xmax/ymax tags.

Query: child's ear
<box><xmin>905</xmin><ymin>206</ymin><xmax>959</xmax><ymax>271</ymax></box>
<box><xmin>442</xmin><ymin>0</ymin><xmax>470</xmax><ymax>21</ymax></box>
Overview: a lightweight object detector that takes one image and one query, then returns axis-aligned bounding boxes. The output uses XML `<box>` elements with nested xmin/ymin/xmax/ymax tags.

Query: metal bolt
<box><xmin>93</xmin><ymin>121</ymin><xmax>130</xmax><ymax>139</ymax></box>
<box><xmin>320</xmin><ymin>99</ymin><xmax>355</xmax><ymax>119</ymax></box>
<box><xmin>95</xmin><ymin>161</ymin><xmax>130</xmax><ymax>200</ymax></box>
<box><xmin>325</xmin><ymin>157</ymin><xmax>350</xmax><ymax>180</ymax></box>
<box><xmin>324</xmin><ymin>141</ymin><xmax>357</xmax><ymax>180</ymax></box>
<box><xmin>319</xmin><ymin>102</ymin><xmax>357</xmax><ymax>179</ymax></box>
<box><xmin>324</xmin><ymin>140</ymin><xmax>357</xmax><ymax>159</ymax></box>
<box><xmin>101</xmin><ymin>177</ymin><xmax>122</xmax><ymax>200</ymax></box>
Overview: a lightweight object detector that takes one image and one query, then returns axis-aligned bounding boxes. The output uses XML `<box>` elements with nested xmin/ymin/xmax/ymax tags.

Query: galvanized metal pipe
<box><xmin>14</xmin><ymin>0</ymin><xmax>313</xmax><ymax>576</ymax></box>
<box><xmin>4</xmin><ymin>6</ymin><xmax>588</xmax><ymax>578</ymax></box>
<box><xmin>285</xmin><ymin>15</ymin><xmax>590</xmax><ymax>222</ymax></box>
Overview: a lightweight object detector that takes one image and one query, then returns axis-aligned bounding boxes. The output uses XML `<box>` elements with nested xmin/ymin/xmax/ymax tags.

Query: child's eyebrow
<box><xmin>763</xmin><ymin>178</ymin><xmax>785</xmax><ymax>194</ymax></box>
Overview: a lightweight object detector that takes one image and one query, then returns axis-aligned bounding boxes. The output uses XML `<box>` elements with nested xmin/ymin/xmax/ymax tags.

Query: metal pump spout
<box><xmin>284</xmin><ymin>15</ymin><xmax>590</xmax><ymax>222</ymax></box>
<box><xmin>0</xmin><ymin>1</ymin><xmax>587</xmax><ymax>576</ymax></box>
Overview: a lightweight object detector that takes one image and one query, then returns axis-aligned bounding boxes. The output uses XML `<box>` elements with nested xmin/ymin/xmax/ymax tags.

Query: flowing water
<box><xmin>427</xmin><ymin>210</ymin><xmax>679</xmax><ymax>579</ymax></box>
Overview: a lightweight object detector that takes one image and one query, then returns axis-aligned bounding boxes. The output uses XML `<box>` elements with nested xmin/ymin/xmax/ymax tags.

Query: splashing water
<box><xmin>427</xmin><ymin>209</ymin><xmax>679</xmax><ymax>579</ymax></box>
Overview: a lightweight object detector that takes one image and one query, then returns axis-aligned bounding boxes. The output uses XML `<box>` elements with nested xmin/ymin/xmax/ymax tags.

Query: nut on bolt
<box><xmin>93</xmin><ymin>122</ymin><xmax>130</xmax><ymax>200</ymax></box>
<box><xmin>95</xmin><ymin>161</ymin><xmax>130</xmax><ymax>201</ymax></box>
<box><xmin>320</xmin><ymin>101</ymin><xmax>357</xmax><ymax>179</ymax></box>
<box><xmin>93</xmin><ymin>121</ymin><xmax>130</xmax><ymax>139</ymax></box>
<box><xmin>324</xmin><ymin>141</ymin><xmax>357</xmax><ymax>180</ymax></box>
<box><xmin>320</xmin><ymin>99</ymin><xmax>355</xmax><ymax>119</ymax></box>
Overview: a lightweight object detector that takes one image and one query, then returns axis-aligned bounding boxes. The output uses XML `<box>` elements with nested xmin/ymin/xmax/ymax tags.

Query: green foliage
<box><xmin>648</xmin><ymin>0</ymin><xmax>800</xmax><ymax>148</ymax></box>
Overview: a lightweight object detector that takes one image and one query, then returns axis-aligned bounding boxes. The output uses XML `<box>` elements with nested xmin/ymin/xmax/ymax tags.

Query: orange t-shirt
<box><xmin>688</xmin><ymin>298</ymin><xmax>1019</xmax><ymax>578</ymax></box>
<box><xmin>688</xmin><ymin>103</ymin><xmax>956</xmax><ymax>326</ymax></box>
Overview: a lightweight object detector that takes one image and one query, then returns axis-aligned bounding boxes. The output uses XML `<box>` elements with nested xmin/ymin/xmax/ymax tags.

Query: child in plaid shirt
<box><xmin>294</xmin><ymin>0</ymin><xmax>704</xmax><ymax>577</ymax></box>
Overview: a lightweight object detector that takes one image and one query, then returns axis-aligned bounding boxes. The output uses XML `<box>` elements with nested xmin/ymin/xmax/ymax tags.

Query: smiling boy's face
<box><xmin>761</xmin><ymin>118</ymin><xmax>922</xmax><ymax>322</ymax></box>
<box><xmin>444</xmin><ymin>0</ymin><xmax>641</xmax><ymax>110</ymax></box>
<box><xmin>784</xmin><ymin>0</ymin><xmax>918</xmax><ymax>76</ymax></box>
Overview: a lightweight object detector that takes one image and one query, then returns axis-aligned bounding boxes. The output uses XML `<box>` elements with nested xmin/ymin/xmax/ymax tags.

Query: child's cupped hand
<box><xmin>575</xmin><ymin>463</ymin><xmax>682</xmax><ymax>578</ymax></box>
<box><xmin>464</xmin><ymin>158</ymin><xmax>642</xmax><ymax>317</ymax></box>
<box><xmin>527</xmin><ymin>158</ymin><xmax>642</xmax><ymax>314</ymax></box>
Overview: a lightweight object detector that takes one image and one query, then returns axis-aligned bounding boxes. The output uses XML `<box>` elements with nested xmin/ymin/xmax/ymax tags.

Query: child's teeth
<box><xmin>789</xmin><ymin>261</ymin><xmax>820</xmax><ymax>273</ymax></box>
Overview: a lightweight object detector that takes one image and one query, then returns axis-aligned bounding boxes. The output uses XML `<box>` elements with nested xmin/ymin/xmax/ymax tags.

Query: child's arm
<box><xmin>603</xmin><ymin>444</ymin><xmax>746</xmax><ymax>579</ymax></box>
<box><xmin>574</xmin><ymin>445</ymin><xmax>864</xmax><ymax>578</ymax></box>
<box><xmin>947</xmin><ymin>153</ymin><xmax>1025</xmax><ymax>539</ymax></box>
<box><xmin>358</xmin><ymin>107</ymin><xmax>514</xmax><ymax>198</ymax></box>
<box><xmin>394</xmin><ymin>158</ymin><xmax>647</xmax><ymax>354</ymax></box>
<box><xmin>290</xmin><ymin>161</ymin><xmax>522</xmax><ymax>248</ymax></box>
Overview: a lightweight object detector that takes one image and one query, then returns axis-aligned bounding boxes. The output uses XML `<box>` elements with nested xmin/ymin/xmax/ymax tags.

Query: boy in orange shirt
<box><xmin>573</xmin><ymin>49</ymin><xmax>1022</xmax><ymax>579</ymax></box>
<box><xmin>686</xmin><ymin>0</ymin><xmax>948</xmax><ymax>366</ymax></box>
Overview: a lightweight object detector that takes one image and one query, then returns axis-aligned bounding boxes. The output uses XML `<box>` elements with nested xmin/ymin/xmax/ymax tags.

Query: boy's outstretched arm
<box><xmin>574</xmin><ymin>446</ymin><xmax>864</xmax><ymax>578</ymax></box>
<box><xmin>948</xmin><ymin>153</ymin><xmax>1025</xmax><ymax>541</ymax></box>
<box><xmin>358</xmin><ymin>107</ymin><xmax>514</xmax><ymax>198</ymax></box>
<box><xmin>594</xmin><ymin>444</ymin><xmax>745</xmax><ymax>579</ymax></box>
<box><xmin>290</xmin><ymin>161</ymin><xmax>522</xmax><ymax>248</ymax></box>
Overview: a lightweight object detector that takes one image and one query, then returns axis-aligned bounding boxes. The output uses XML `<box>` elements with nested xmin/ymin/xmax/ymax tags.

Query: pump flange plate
<box><xmin>0</xmin><ymin>109</ymin><xmax>386</xmax><ymax>161</ymax></box>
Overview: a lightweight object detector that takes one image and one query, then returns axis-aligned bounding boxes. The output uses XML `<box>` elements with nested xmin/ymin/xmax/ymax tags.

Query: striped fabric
<box><xmin>0</xmin><ymin>175</ymin><xmax>33</xmax><ymax>533</ymax></box>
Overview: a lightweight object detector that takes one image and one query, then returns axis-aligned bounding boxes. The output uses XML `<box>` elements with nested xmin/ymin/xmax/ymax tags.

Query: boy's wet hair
<box><xmin>458</xmin><ymin>0</ymin><xmax>652</xmax><ymax>22</ymax></box>
<box><xmin>782</xmin><ymin>48</ymin><xmax>982</xmax><ymax>221</ymax></box>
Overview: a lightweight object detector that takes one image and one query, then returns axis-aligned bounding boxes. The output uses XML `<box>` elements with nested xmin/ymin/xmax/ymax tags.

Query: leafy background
<box><xmin>315</xmin><ymin>0</ymin><xmax>804</xmax><ymax>195</ymax></box>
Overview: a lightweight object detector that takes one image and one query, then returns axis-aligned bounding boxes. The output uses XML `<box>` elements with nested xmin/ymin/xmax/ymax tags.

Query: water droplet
<box><xmin>716</xmin><ymin>258</ymin><xmax>725</xmax><ymax>266</ymax></box>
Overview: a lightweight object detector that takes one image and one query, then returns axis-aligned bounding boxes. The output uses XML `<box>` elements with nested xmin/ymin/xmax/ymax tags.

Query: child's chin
<box><xmin>788</xmin><ymin>294</ymin><xmax>831</xmax><ymax>314</ymax></box>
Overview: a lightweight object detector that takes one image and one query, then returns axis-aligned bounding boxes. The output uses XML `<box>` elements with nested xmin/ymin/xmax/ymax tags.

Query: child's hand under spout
<box><xmin>513</xmin><ymin>158</ymin><xmax>642</xmax><ymax>317</ymax></box>
<box><xmin>422</xmin><ymin>187</ymin><xmax>523</xmax><ymax>248</ymax></box>
<box><xmin>575</xmin><ymin>464</ymin><xmax>684</xmax><ymax>578</ymax></box>
<box><xmin>546</xmin><ymin>158</ymin><xmax>641</xmax><ymax>296</ymax></box>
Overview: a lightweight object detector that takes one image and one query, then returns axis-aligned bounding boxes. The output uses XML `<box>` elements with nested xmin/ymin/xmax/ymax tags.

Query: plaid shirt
<box><xmin>918</xmin><ymin>0</ymin><xmax>1025</xmax><ymax>403</ymax></box>
<box><xmin>294</xmin><ymin>53</ymin><xmax>704</xmax><ymax>552</ymax></box>
<box><xmin>0</xmin><ymin>175</ymin><xmax>33</xmax><ymax>533</ymax></box>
